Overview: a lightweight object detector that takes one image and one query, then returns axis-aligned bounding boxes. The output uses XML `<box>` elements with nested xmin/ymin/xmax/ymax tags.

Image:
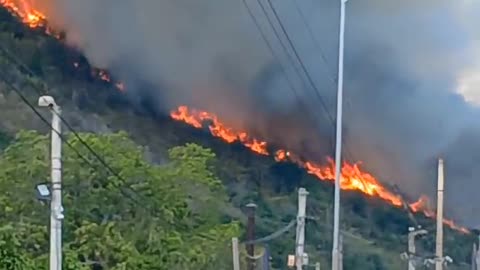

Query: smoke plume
<box><xmin>38</xmin><ymin>0</ymin><xmax>480</xmax><ymax>225</ymax></box>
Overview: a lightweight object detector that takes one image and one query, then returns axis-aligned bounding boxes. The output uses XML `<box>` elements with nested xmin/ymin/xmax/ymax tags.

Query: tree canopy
<box><xmin>0</xmin><ymin>130</ymin><xmax>239</xmax><ymax>269</ymax></box>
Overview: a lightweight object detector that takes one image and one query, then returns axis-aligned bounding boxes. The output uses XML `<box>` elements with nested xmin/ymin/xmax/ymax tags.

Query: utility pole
<box><xmin>435</xmin><ymin>158</ymin><xmax>444</xmax><ymax>270</ymax></box>
<box><xmin>246</xmin><ymin>203</ymin><xmax>257</xmax><ymax>270</ymax></box>
<box><xmin>39</xmin><ymin>96</ymin><xmax>63</xmax><ymax>270</ymax></box>
<box><xmin>295</xmin><ymin>188</ymin><xmax>309</xmax><ymax>270</ymax></box>
<box><xmin>408</xmin><ymin>228</ymin><xmax>418</xmax><ymax>270</ymax></box>
<box><xmin>404</xmin><ymin>227</ymin><xmax>428</xmax><ymax>270</ymax></box>
<box><xmin>262</xmin><ymin>244</ymin><xmax>271</xmax><ymax>270</ymax></box>
<box><xmin>232</xmin><ymin>237</ymin><xmax>240</xmax><ymax>270</ymax></box>
<box><xmin>339</xmin><ymin>234</ymin><xmax>343</xmax><ymax>270</ymax></box>
<box><xmin>332</xmin><ymin>0</ymin><xmax>348</xmax><ymax>269</ymax></box>
<box><xmin>472</xmin><ymin>242</ymin><xmax>477</xmax><ymax>270</ymax></box>
<box><xmin>474</xmin><ymin>236</ymin><xmax>480</xmax><ymax>270</ymax></box>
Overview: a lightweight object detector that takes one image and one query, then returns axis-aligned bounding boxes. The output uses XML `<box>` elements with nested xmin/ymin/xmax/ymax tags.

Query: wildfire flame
<box><xmin>171</xmin><ymin>106</ymin><xmax>469</xmax><ymax>234</ymax></box>
<box><xmin>171</xmin><ymin>106</ymin><xmax>269</xmax><ymax>155</ymax></box>
<box><xmin>1</xmin><ymin>1</ymin><xmax>127</xmax><ymax>92</ymax></box>
<box><xmin>0</xmin><ymin>0</ymin><xmax>468</xmax><ymax>234</ymax></box>
<box><xmin>92</xmin><ymin>69</ymin><xmax>125</xmax><ymax>91</ymax></box>
<box><xmin>0</xmin><ymin>0</ymin><xmax>46</xmax><ymax>28</ymax></box>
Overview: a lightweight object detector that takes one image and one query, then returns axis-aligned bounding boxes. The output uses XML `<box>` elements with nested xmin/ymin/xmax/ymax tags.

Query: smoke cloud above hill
<box><xmin>39</xmin><ymin>0</ymin><xmax>480</xmax><ymax>225</ymax></box>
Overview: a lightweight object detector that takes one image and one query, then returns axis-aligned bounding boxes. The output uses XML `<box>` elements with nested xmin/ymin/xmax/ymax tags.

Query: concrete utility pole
<box><xmin>472</xmin><ymin>236</ymin><xmax>480</xmax><ymax>270</ymax></box>
<box><xmin>406</xmin><ymin>227</ymin><xmax>428</xmax><ymax>270</ymax></box>
<box><xmin>39</xmin><ymin>96</ymin><xmax>63</xmax><ymax>270</ymax></box>
<box><xmin>435</xmin><ymin>159</ymin><xmax>444</xmax><ymax>270</ymax></box>
<box><xmin>295</xmin><ymin>188</ymin><xmax>309</xmax><ymax>270</ymax></box>
<box><xmin>339</xmin><ymin>234</ymin><xmax>343</xmax><ymax>270</ymax></box>
<box><xmin>332</xmin><ymin>0</ymin><xmax>348</xmax><ymax>269</ymax></box>
<box><xmin>232</xmin><ymin>237</ymin><xmax>240</xmax><ymax>270</ymax></box>
<box><xmin>472</xmin><ymin>243</ymin><xmax>477</xmax><ymax>270</ymax></box>
<box><xmin>246</xmin><ymin>203</ymin><xmax>257</xmax><ymax>270</ymax></box>
<box><xmin>262</xmin><ymin>245</ymin><xmax>271</xmax><ymax>270</ymax></box>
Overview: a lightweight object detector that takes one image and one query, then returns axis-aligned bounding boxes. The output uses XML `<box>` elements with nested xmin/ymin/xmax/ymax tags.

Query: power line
<box><xmin>0</xmin><ymin>60</ymin><xmax>152</xmax><ymax>213</ymax></box>
<box><xmin>241</xmin><ymin>0</ymin><xmax>320</xmax><ymax>120</ymax></box>
<box><xmin>241</xmin><ymin>0</ymin><xmax>301</xmax><ymax>101</ymax></box>
<box><xmin>253</xmin><ymin>0</ymin><xmax>309</xmax><ymax>91</ymax></box>
<box><xmin>243</xmin><ymin>219</ymin><xmax>296</xmax><ymax>245</ymax></box>
<box><xmin>290</xmin><ymin>0</ymin><xmax>336</xmax><ymax>84</ymax></box>
<box><xmin>265</xmin><ymin>0</ymin><xmax>335</xmax><ymax>127</ymax></box>
<box><xmin>0</xmin><ymin>46</ymin><xmax>138</xmax><ymax>190</ymax></box>
<box><xmin>289</xmin><ymin>0</ymin><xmax>355</xmax><ymax>121</ymax></box>
<box><xmin>0</xmin><ymin>75</ymin><xmax>89</xmax><ymax>167</ymax></box>
<box><xmin>254</xmin><ymin>0</ymin><xmax>341</xmax><ymax>138</ymax></box>
<box><xmin>263</xmin><ymin>0</ymin><xmax>357</xmax><ymax>161</ymax></box>
<box><xmin>242</xmin><ymin>0</ymin><xmax>337</xmax><ymax>152</ymax></box>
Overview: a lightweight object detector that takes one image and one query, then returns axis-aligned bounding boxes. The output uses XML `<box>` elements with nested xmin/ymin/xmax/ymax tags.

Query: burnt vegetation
<box><xmin>0</xmin><ymin>6</ymin><xmax>477</xmax><ymax>270</ymax></box>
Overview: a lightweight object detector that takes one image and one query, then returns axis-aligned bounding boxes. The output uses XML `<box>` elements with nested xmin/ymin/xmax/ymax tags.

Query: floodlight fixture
<box><xmin>35</xmin><ymin>182</ymin><xmax>51</xmax><ymax>201</ymax></box>
<box><xmin>38</xmin><ymin>95</ymin><xmax>57</xmax><ymax>108</ymax></box>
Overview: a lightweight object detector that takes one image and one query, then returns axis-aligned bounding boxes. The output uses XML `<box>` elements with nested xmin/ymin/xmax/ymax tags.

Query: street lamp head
<box><xmin>38</xmin><ymin>95</ymin><xmax>57</xmax><ymax>108</ymax></box>
<box><xmin>35</xmin><ymin>183</ymin><xmax>51</xmax><ymax>201</ymax></box>
<box><xmin>246</xmin><ymin>203</ymin><xmax>257</xmax><ymax>209</ymax></box>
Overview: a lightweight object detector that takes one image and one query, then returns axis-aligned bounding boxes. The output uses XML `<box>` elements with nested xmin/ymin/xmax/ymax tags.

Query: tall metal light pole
<box><xmin>39</xmin><ymin>96</ymin><xmax>64</xmax><ymax>270</ymax></box>
<box><xmin>435</xmin><ymin>158</ymin><xmax>445</xmax><ymax>270</ymax></box>
<box><xmin>332</xmin><ymin>0</ymin><xmax>348</xmax><ymax>270</ymax></box>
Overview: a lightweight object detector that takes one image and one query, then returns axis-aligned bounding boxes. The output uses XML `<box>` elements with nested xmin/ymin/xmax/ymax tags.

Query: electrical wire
<box><xmin>290</xmin><ymin>0</ymin><xmax>336</xmax><ymax>84</ymax></box>
<box><xmin>242</xmin><ymin>0</ymin><xmax>298</xmax><ymax>95</ymax></box>
<box><xmin>242</xmin><ymin>218</ymin><xmax>297</xmax><ymax>245</ymax></box>
<box><xmin>263</xmin><ymin>0</ymin><xmax>357</xmax><ymax>161</ymax></box>
<box><xmin>0</xmin><ymin>58</ymin><xmax>153</xmax><ymax>213</ymax></box>
<box><xmin>288</xmin><ymin>0</ymin><xmax>355</xmax><ymax>123</ymax></box>
<box><xmin>251</xmin><ymin>0</ymin><xmax>342</xmax><ymax>154</ymax></box>
<box><xmin>253</xmin><ymin>0</ymin><xmax>309</xmax><ymax>92</ymax></box>
<box><xmin>241</xmin><ymin>0</ymin><xmax>321</xmax><ymax>123</ymax></box>
<box><xmin>265</xmin><ymin>0</ymin><xmax>335</xmax><ymax>127</ymax></box>
<box><xmin>242</xmin><ymin>0</ymin><xmax>337</xmax><ymax>152</ymax></box>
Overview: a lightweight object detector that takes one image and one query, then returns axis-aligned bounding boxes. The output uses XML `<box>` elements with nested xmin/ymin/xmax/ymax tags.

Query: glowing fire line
<box><xmin>0</xmin><ymin>0</ymin><xmax>469</xmax><ymax>234</ymax></box>
<box><xmin>1</xmin><ymin>1</ymin><xmax>126</xmax><ymax>92</ymax></box>
<box><xmin>0</xmin><ymin>0</ymin><xmax>46</xmax><ymax>28</ymax></box>
<box><xmin>171</xmin><ymin>105</ymin><xmax>469</xmax><ymax>234</ymax></box>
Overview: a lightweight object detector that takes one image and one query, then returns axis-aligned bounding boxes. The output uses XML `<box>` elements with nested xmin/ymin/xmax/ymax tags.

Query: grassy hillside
<box><xmin>0</xmin><ymin>6</ymin><xmax>477</xmax><ymax>269</ymax></box>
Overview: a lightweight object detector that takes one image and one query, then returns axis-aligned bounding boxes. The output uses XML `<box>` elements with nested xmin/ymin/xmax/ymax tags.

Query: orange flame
<box><xmin>98</xmin><ymin>70</ymin><xmax>111</xmax><ymax>82</ymax></box>
<box><xmin>2</xmin><ymin>1</ymin><xmax>128</xmax><ymax>92</ymax></box>
<box><xmin>171</xmin><ymin>105</ymin><xmax>469</xmax><ymax>233</ymax></box>
<box><xmin>171</xmin><ymin>106</ymin><xmax>268</xmax><ymax>155</ymax></box>
<box><xmin>409</xmin><ymin>195</ymin><xmax>469</xmax><ymax>233</ymax></box>
<box><xmin>1</xmin><ymin>1</ymin><xmax>468</xmax><ymax>234</ymax></box>
<box><xmin>1</xmin><ymin>0</ymin><xmax>46</xmax><ymax>28</ymax></box>
<box><xmin>90</xmin><ymin>69</ymin><xmax>126</xmax><ymax>91</ymax></box>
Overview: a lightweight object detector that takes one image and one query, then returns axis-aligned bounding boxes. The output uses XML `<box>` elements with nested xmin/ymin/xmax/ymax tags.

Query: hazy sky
<box><xmin>446</xmin><ymin>0</ymin><xmax>480</xmax><ymax>104</ymax></box>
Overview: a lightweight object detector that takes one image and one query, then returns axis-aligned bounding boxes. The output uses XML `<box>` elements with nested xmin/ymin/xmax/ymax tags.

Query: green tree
<box><xmin>0</xmin><ymin>224</ymin><xmax>38</xmax><ymax>270</ymax></box>
<box><xmin>0</xmin><ymin>130</ymin><xmax>239</xmax><ymax>269</ymax></box>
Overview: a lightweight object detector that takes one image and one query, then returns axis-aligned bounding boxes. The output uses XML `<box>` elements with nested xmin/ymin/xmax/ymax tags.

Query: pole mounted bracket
<box><xmin>54</xmin><ymin>205</ymin><xmax>64</xmax><ymax>220</ymax></box>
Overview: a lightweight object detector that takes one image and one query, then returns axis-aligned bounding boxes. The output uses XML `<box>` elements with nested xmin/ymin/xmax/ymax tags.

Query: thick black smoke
<box><xmin>41</xmin><ymin>0</ymin><xmax>480</xmax><ymax>225</ymax></box>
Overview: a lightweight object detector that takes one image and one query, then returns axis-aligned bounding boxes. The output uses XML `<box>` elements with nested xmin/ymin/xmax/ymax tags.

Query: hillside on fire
<box><xmin>0</xmin><ymin>1</ymin><xmax>479</xmax><ymax>270</ymax></box>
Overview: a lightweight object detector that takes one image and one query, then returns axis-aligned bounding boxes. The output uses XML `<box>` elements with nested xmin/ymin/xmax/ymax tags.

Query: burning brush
<box><xmin>171</xmin><ymin>105</ymin><xmax>470</xmax><ymax>234</ymax></box>
<box><xmin>0</xmin><ymin>0</ymin><xmax>470</xmax><ymax>234</ymax></box>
